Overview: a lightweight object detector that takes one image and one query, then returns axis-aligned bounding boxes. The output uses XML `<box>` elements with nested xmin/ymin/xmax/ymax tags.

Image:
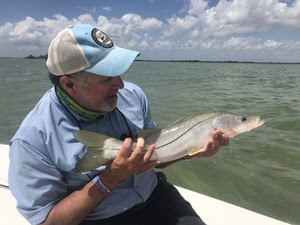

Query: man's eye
<box><xmin>99</xmin><ymin>77</ymin><xmax>112</xmax><ymax>83</ymax></box>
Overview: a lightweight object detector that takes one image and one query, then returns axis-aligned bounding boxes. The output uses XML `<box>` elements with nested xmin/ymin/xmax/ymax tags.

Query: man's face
<box><xmin>71</xmin><ymin>73</ymin><xmax>124</xmax><ymax>113</ymax></box>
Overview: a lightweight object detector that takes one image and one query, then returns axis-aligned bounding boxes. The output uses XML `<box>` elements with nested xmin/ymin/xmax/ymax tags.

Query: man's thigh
<box><xmin>139</xmin><ymin>174</ymin><xmax>206</xmax><ymax>225</ymax></box>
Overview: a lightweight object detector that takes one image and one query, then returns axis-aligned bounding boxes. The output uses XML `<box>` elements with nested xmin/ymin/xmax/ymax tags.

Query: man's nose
<box><xmin>112</xmin><ymin>76</ymin><xmax>124</xmax><ymax>89</ymax></box>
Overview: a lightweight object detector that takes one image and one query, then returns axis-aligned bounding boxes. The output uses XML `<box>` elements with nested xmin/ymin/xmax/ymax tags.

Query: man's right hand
<box><xmin>100</xmin><ymin>138</ymin><xmax>160</xmax><ymax>191</ymax></box>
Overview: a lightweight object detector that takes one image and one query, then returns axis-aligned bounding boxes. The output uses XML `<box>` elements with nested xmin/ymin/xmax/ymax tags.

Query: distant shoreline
<box><xmin>135</xmin><ymin>59</ymin><xmax>300</xmax><ymax>64</ymax></box>
<box><xmin>0</xmin><ymin>56</ymin><xmax>299</xmax><ymax>64</ymax></box>
<box><xmin>24</xmin><ymin>54</ymin><xmax>48</xmax><ymax>59</ymax></box>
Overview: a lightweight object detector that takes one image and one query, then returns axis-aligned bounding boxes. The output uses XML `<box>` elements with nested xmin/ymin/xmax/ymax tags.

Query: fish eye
<box><xmin>241</xmin><ymin>116</ymin><xmax>247</xmax><ymax>122</ymax></box>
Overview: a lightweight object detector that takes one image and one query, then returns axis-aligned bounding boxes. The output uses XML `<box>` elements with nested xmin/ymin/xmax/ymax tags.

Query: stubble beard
<box><xmin>96</xmin><ymin>95</ymin><xmax>118</xmax><ymax>113</ymax></box>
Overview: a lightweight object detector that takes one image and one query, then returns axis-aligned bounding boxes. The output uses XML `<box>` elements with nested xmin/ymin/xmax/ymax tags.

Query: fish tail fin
<box><xmin>73</xmin><ymin>130</ymin><xmax>120</xmax><ymax>172</ymax></box>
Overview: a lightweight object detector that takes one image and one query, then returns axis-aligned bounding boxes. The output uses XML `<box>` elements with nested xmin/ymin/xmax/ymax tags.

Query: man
<box><xmin>8</xmin><ymin>24</ymin><xmax>229</xmax><ymax>225</ymax></box>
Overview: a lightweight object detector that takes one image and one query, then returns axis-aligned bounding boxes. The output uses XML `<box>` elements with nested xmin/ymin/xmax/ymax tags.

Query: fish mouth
<box><xmin>252</xmin><ymin>117</ymin><xmax>265</xmax><ymax>130</ymax></box>
<box><xmin>256</xmin><ymin>116</ymin><xmax>265</xmax><ymax>126</ymax></box>
<box><xmin>257</xmin><ymin>120</ymin><xmax>265</xmax><ymax>127</ymax></box>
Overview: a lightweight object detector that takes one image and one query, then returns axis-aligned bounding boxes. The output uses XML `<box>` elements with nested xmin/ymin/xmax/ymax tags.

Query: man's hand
<box><xmin>193</xmin><ymin>129</ymin><xmax>229</xmax><ymax>157</ymax></box>
<box><xmin>100</xmin><ymin>138</ymin><xmax>160</xmax><ymax>191</ymax></box>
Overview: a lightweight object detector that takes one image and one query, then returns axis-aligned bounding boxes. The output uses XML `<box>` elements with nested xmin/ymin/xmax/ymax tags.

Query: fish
<box><xmin>74</xmin><ymin>112</ymin><xmax>265</xmax><ymax>172</ymax></box>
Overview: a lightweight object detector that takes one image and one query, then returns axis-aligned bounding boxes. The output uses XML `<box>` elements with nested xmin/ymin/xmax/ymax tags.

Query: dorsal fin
<box><xmin>166</xmin><ymin>115</ymin><xmax>193</xmax><ymax>127</ymax></box>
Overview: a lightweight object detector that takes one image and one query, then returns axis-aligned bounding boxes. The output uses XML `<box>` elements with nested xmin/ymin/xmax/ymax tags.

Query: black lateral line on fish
<box><xmin>154</xmin><ymin>114</ymin><xmax>218</xmax><ymax>150</ymax></box>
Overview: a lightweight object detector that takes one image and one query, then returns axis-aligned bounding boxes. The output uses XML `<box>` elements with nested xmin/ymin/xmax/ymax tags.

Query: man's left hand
<box><xmin>193</xmin><ymin>129</ymin><xmax>229</xmax><ymax>157</ymax></box>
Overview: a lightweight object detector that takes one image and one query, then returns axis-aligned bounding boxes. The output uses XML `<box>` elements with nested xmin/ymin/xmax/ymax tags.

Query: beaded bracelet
<box><xmin>92</xmin><ymin>176</ymin><xmax>112</xmax><ymax>196</ymax></box>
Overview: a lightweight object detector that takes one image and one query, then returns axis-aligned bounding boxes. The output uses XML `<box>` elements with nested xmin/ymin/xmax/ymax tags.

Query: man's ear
<box><xmin>60</xmin><ymin>76</ymin><xmax>76</xmax><ymax>95</ymax></box>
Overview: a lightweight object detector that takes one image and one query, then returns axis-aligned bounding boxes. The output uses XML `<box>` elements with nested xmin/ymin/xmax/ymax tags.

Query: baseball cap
<box><xmin>46</xmin><ymin>24</ymin><xmax>140</xmax><ymax>77</ymax></box>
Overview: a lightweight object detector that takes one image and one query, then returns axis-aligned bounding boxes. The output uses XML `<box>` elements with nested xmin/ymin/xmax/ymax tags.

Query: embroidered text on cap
<box><xmin>92</xmin><ymin>28</ymin><xmax>114</xmax><ymax>48</ymax></box>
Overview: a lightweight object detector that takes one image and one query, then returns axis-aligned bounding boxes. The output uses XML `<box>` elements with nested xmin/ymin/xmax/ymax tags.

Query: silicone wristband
<box><xmin>92</xmin><ymin>176</ymin><xmax>112</xmax><ymax>196</ymax></box>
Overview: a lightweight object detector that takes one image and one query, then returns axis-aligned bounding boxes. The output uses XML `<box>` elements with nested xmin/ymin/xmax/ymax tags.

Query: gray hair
<box><xmin>68</xmin><ymin>71</ymin><xmax>92</xmax><ymax>87</ymax></box>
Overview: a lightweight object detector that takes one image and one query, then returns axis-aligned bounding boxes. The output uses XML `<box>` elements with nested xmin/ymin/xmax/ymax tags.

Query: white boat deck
<box><xmin>0</xmin><ymin>144</ymin><xmax>290</xmax><ymax>225</ymax></box>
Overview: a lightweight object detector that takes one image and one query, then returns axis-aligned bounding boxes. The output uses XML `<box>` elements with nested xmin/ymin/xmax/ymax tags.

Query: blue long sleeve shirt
<box><xmin>8</xmin><ymin>81</ymin><xmax>157</xmax><ymax>224</ymax></box>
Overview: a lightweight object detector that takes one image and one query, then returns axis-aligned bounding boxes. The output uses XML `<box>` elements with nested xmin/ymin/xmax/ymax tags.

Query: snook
<box><xmin>74</xmin><ymin>113</ymin><xmax>264</xmax><ymax>172</ymax></box>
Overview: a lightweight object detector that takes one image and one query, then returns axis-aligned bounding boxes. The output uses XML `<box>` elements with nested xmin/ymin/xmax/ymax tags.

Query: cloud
<box><xmin>120</xmin><ymin>13</ymin><xmax>163</xmax><ymax>30</ymax></box>
<box><xmin>102</xmin><ymin>6</ymin><xmax>112</xmax><ymax>12</ymax></box>
<box><xmin>153</xmin><ymin>39</ymin><xmax>173</xmax><ymax>48</ymax></box>
<box><xmin>94</xmin><ymin>13</ymin><xmax>163</xmax><ymax>48</ymax></box>
<box><xmin>263</xmin><ymin>40</ymin><xmax>282</xmax><ymax>49</ymax></box>
<box><xmin>139</xmin><ymin>17</ymin><xmax>163</xmax><ymax>30</ymax></box>
<box><xmin>163</xmin><ymin>0</ymin><xmax>300</xmax><ymax>40</ymax></box>
<box><xmin>163</xmin><ymin>15</ymin><xmax>198</xmax><ymax>36</ymax></box>
<box><xmin>223</xmin><ymin>37</ymin><xmax>292</xmax><ymax>52</ymax></box>
<box><xmin>0</xmin><ymin>13</ymin><xmax>163</xmax><ymax>57</ymax></box>
<box><xmin>0</xmin><ymin>0</ymin><xmax>299</xmax><ymax>62</ymax></box>
<box><xmin>223</xmin><ymin>37</ymin><xmax>262</xmax><ymax>50</ymax></box>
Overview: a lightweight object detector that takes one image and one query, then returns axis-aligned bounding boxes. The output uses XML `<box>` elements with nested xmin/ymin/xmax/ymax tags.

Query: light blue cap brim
<box><xmin>84</xmin><ymin>46</ymin><xmax>140</xmax><ymax>77</ymax></box>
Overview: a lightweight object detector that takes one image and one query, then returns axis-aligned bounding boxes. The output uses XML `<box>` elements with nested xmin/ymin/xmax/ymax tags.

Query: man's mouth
<box><xmin>107</xmin><ymin>93</ymin><xmax>118</xmax><ymax>100</ymax></box>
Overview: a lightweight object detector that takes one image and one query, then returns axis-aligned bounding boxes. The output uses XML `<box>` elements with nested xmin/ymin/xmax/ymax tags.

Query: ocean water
<box><xmin>1</xmin><ymin>58</ymin><xmax>299</xmax><ymax>224</ymax></box>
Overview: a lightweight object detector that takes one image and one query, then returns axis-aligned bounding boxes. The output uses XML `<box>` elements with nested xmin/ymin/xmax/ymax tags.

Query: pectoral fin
<box><xmin>73</xmin><ymin>130</ymin><xmax>119</xmax><ymax>172</ymax></box>
<box><xmin>75</xmin><ymin>147</ymin><xmax>109</xmax><ymax>172</ymax></box>
<box><xmin>188</xmin><ymin>147</ymin><xmax>205</xmax><ymax>156</ymax></box>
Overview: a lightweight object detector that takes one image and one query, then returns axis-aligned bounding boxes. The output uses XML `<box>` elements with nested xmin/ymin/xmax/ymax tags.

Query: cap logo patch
<box><xmin>92</xmin><ymin>28</ymin><xmax>114</xmax><ymax>48</ymax></box>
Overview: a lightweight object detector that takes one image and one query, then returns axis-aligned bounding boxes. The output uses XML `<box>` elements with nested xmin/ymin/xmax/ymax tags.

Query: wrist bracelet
<box><xmin>92</xmin><ymin>176</ymin><xmax>112</xmax><ymax>196</ymax></box>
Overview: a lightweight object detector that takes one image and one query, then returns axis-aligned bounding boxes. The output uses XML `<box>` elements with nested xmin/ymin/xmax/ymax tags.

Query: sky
<box><xmin>0</xmin><ymin>0</ymin><xmax>300</xmax><ymax>62</ymax></box>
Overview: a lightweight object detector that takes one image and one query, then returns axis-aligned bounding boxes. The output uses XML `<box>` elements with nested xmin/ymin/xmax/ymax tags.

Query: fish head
<box><xmin>212</xmin><ymin>113</ymin><xmax>265</xmax><ymax>137</ymax></box>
